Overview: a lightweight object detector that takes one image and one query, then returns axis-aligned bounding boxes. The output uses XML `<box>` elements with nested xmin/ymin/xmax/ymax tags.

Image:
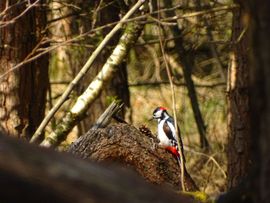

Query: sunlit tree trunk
<box><xmin>0</xmin><ymin>1</ymin><xmax>48</xmax><ymax>139</ymax></box>
<box><xmin>219</xmin><ymin>1</ymin><xmax>270</xmax><ymax>202</ymax></box>
<box><xmin>227</xmin><ymin>2</ymin><xmax>251</xmax><ymax>189</ymax></box>
<box><xmin>40</xmin><ymin>20</ymin><xmax>144</xmax><ymax>147</ymax></box>
<box><xmin>81</xmin><ymin>0</ymin><xmax>129</xmax><ymax>133</ymax></box>
<box><xmin>49</xmin><ymin>0</ymin><xmax>129</xmax><ymax>135</ymax></box>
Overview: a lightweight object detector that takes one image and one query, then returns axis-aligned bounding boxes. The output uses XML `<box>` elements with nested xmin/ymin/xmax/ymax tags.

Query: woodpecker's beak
<box><xmin>149</xmin><ymin>117</ymin><xmax>154</xmax><ymax>121</ymax></box>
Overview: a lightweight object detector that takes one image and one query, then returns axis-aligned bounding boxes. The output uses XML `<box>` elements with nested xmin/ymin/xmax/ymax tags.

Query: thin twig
<box><xmin>91</xmin><ymin>0</ymin><xmax>104</xmax><ymax>30</ymax></box>
<box><xmin>193</xmin><ymin>0</ymin><xmax>226</xmax><ymax>82</ymax></box>
<box><xmin>185</xmin><ymin>147</ymin><xmax>227</xmax><ymax>179</ymax></box>
<box><xmin>0</xmin><ymin>0</ymin><xmax>40</xmax><ymax>28</ymax></box>
<box><xmin>0</xmin><ymin>4</ymin><xmax>237</xmax><ymax>81</ymax></box>
<box><xmin>30</xmin><ymin>0</ymin><xmax>146</xmax><ymax>143</ymax></box>
<box><xmin>157</xmin><ymin>0</ymin><xmax>186</xmax><ymax>192</ymax></box>
<box><xmin>159</xmin><ymin>4</ymin><xmax>237</xmax><ymax>22</ymax></box>
<box><xmin>50</xmin><ymin>80</ymin><xmax>226</xmax><ymax>88</ymax></box>
<box><xmin>128</xmin><ymin>81</ymin><xmax>226</xmax><ymax>88</ymax></box>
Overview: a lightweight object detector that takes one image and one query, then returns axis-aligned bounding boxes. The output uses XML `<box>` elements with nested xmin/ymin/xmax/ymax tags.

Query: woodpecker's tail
<box><xmin>176</xmin><ymin>156</ymin><xmax>181</xmax><ymax>166</ymax></box>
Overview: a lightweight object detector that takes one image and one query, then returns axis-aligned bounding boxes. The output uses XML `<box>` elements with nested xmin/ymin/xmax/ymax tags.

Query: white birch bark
<box><xmin>41</xmin><ymin>21</ymin><xmax>144</xmax><ymax>147</ymax></box>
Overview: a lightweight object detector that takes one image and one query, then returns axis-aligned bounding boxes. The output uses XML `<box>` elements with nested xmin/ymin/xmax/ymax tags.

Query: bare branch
<box><xmin>39</xmin><ymin>20</ymin><xmax>144</xmax><ymax>147</ymax></box>
<box><xmin>0</xmin><ymin>4</ymin><xmax>237</xmax><ymax>81</ymax></box>
<box><xmin>157</xmin><ymin>0</ymin><xmax>186</xmax><ymax>191</ymax></box>
<box><xmin>185</xmin><ymin>147</ymin><xmax>227</xmax><ymax>179</ymax></box>
<box><xmin>30</xmin><ymin>0</ymin><xmax>146</xmax><ymax>143</ymax></box>
<box><xmin>0</xmin><ymin>0</ymin><xmax>40</xmax><ymax>28</ymax></box>
<box><xmin>50</xmin><ymin>80</ymin><xmax>226</xmax><ymax>88</ymax></box>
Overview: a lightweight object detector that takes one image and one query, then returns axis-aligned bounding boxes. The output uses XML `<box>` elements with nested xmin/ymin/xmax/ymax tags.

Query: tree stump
<box><xmin>68</xmin><ymin>123</ymin><xmax>198</xmax><ymax>191</ymax></box>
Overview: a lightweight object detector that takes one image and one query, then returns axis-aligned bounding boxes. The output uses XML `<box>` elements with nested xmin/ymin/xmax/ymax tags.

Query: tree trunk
<box><xmin>0</xmin><ymin>131</ymin><xmax>194</xmax><ymax>203</ymax></box>
<box><xmin>68</xmin><ymin>123</ymin><xmax>198</xmax><ymax>192</ymax></box>
<box><xmin>248</xmin><ymin>1</ymin><xmax>270</xmax><ymax>202</ymax></box>
<box><xmin>227</xmin><ymin>3</ymin><xmax>251</xmax><ymax>189</ymax></box>
<box><xmin>218</xmin><ymin>1</ymin><xmax>270</xmax><ymax>203</ymax></box>
<box><xmin>0</xmin><ymin>0</ymin><xmax>48</xmax><ymax>139</ymax></box>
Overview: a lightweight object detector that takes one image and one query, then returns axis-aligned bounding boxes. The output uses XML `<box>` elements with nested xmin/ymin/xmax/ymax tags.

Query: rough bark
<box><xmin>0</xmin><ymin>131</ymin><xmax>195</xmax><ymax>203</ymax></box>
<box><xmin>227</xmin><ymin>3</ymin><xmax>251</xmax><ymax>189</ymax></box>
<box><xmin>249</xmin><ymin>1</ymin><xmax>270</xmax><ymax>202</ymax></box>
<box><xmin>0</xmin><ymin>0</ymin><xmax>48</xmax><ymax>139</ymax></box>
<box><xmin>68</xmin><ymin>123</ymin><xmax>198</xmax><ymax>192</ymax></box>
<box><xmin>218</xmin><ymin>1</ymin><xmax>270</xmax><ymax>203</ymax></box>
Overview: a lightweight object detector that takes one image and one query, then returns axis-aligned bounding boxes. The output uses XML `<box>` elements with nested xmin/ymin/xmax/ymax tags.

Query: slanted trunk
<box><xmin>40</xmin><ymin>19</ymin><xmax>144</xmax><ymax>147</ymax></box>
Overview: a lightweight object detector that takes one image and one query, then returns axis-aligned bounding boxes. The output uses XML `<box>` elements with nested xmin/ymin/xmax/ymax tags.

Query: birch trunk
<box><xmin>41</xmin><ymin>21</ymin><xmax>144</xmax><ymax>147</ymax></box>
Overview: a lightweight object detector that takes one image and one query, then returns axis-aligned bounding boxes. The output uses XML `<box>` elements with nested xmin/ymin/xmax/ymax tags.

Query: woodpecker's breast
<box><xmin>157</xmin><ymin>119</ymin><xmax>173</xmax><ymax>147</ymax></box>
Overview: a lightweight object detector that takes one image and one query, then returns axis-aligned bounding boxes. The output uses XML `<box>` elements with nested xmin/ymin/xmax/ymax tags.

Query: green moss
<box><xmin>181</xmin><ymin>191</ymin><xmax>210</xmax><ymax>203</ymax></box>
<box><xmin>105</xmin><ymin>97</ymin><xmax>122</xmax><ymax>106</ymax></box>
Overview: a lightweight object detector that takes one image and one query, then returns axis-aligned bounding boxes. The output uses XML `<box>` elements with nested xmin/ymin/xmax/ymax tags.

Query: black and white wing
<box><xmin>166</xmin><ymin>117</ymin><xmax>186</xmax><ymax>162</ymax></box>
<box><xmin>163</xmin><ymin>121</ymin><xmax>177</xmax><ymax>147</ymax></box>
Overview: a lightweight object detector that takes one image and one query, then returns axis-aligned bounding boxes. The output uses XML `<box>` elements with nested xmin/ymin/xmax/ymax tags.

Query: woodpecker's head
<box><xmin>152</xmin><ymin>107</ymin><xmax>168</xmax><ymax>120</ymax></box>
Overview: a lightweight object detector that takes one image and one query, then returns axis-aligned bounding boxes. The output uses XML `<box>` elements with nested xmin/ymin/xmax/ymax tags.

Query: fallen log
<box><xmin>0</xmin><ymin>132</ymin><xmax>195</xmax><ymax>203</ymax></box>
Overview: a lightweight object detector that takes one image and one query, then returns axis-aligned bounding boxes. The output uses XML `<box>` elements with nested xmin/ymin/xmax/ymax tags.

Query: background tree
<box><xmin>162</xmin><ymin>0</ymin><xmax>209</xmax><ymax>149</ymax></box>
<box><xmin>249</xmin><ymin>0</ymin><xmax>270</xmax><ymax>201</ymax></box>
<box><xmin>227</xmin><ymin>0</ymin><xmax>251</xmax><ymax>189</ymax></box>
<box><xmin>218</xmin><ymin>1</ymin><xmax>270</xmax><ymax>202</ymax></box>
<box><xmin>38</xmin><ymin>2</ymin><xmax>145</xmax><ymax>147</ymax></box>
<box><xmin>0</xmin><ymin>0</ymin><xmax>48</xmax><ymax>140</ymax></box>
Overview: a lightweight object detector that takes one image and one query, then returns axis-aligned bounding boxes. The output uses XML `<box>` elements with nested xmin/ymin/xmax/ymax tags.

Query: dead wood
<box><xmin>68</xmin><ymin>123</ymin><xmax>198</xmax><ymax>191</ymax></box>
<box><xmin>91</xmin><ymin>100</ymin><xmax>124</xmax><ymax>130</ymax></box>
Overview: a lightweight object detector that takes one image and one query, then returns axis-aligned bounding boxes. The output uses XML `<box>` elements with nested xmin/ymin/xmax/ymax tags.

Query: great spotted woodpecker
<box><xmin>152</xmin><ymin>107</ymin><xmax>185</xmax><ymax>162</ymax></box>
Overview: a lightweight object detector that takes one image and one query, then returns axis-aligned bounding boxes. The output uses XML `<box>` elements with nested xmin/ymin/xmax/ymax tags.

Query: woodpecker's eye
<box><xmin>152</xmin><ymin>108</ymin><xmax>162</xmax><ymax>119</ymax></box>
